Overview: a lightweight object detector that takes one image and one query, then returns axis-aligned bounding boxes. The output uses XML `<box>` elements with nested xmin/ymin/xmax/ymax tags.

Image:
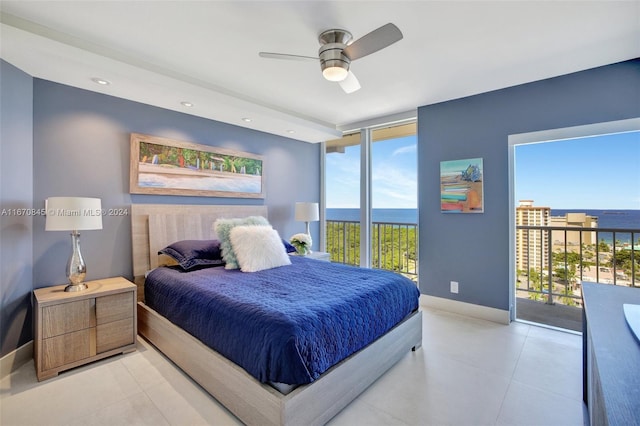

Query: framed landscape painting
<box><xmin>440</xmin><ymin>158</ymin><xmax>484</xmax><ymax>213</ymax></box>
<box><xmin>130</xmin><ymin>133</ymin><xmax>265</xmax><ymax>198</ymax></box>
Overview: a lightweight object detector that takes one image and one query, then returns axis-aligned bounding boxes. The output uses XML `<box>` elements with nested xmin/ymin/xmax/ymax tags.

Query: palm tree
<box><xmin>527</xmin><ymin>268</ymin><xmax>544</xmax><ymax>302</ymax></box>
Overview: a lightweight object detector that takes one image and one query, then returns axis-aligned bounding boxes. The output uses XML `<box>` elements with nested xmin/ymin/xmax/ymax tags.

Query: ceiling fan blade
<box><xmin>343</xmin><ymin>23</ymin><xmax>403</xmax><ymax>61</ymax></box>
<box><xmin>259</xmin><ymin>52</ymin><xmax>318</xmax><ymax>62</ymax></box>
<box><xmin>338</xmin><ymin>71</ymin><xmax>361</xmax><ymax>94</ymax></box>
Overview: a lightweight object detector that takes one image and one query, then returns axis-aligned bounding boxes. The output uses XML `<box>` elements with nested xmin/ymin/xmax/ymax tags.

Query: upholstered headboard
<box><xmin>131</xmin><ymin>204</ymin><xmax>268</xmax><ymax>298</ymax></box>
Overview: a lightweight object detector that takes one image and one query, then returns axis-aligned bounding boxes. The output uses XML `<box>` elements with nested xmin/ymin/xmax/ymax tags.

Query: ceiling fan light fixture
<box><xmin>259</xmin><ymin>24</ymin><xmax>402</xmax><ymax>92</ymax></box>
<box><xmin>319</xmin><ymin>37</ymin><xmax>351</xmax><ymax>82</ymax></box>
<box><xmin>322</xmin><ymin>65</ymin><xmax>349</xmax><ymax>82</ymax></box>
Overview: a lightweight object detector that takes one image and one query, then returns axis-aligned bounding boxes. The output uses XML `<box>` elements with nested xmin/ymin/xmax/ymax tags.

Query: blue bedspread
<box><xmin>145</xmin><ymin>256</ymin><xmax>419</xmax><ymax>385</ymax></box>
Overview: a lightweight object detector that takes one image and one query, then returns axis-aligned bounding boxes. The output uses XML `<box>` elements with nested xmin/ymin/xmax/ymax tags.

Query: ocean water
<box><xmin>550</xmin><ymin>209</ymin><xmax>640</xmax><ymax>230</ymax></box>
<box><xmin>551</xmin><ymin>209</ymin><xmax>640</xmax><ymax>245</ymax></box>
<box><xmin>326</xmin><ymin>208</ymin><xmax>418</xmax><ymax>224</ymax></box>
<box><xmin>327</xmin><ymin>208</ymin><xmax>640</xmax><ymax>243</ymax></box>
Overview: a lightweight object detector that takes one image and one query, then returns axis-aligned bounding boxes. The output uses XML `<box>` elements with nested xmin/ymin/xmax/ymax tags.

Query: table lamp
<box><xmin>294</xmin><ymin>202</ymin><xmax>319</xmax><ymax>237</ymax></box>
<box><xmin>45</xmin><ymin>197</ymin><xmax>103</xmax><ymax>292</ymax></box>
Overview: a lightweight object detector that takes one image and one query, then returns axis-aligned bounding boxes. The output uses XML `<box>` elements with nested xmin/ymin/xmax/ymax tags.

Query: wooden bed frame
<box><xmin>131</xmin><ymin>204</ymin><xmax>423</xmax><ymax>426</ymax></box>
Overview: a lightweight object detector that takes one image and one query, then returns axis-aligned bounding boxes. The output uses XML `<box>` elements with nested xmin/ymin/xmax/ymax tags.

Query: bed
<box><xmin>132</xmin><ymin>204</ymin><xmax>423</xmax><ymax>426</ymax></box>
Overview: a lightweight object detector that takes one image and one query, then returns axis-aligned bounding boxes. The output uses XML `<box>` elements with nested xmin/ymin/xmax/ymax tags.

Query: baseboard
<box><xmin>420</xmin><ymin>294</ymin><xmax>510</xmax><ymax>325</ymax></box>
<box><xmin>0</xmin><ymin>340</ymin><xmax>33</xmax><ymax>379</ymax></box>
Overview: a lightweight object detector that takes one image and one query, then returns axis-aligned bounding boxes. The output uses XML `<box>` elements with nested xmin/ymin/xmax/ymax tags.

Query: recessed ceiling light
<box><xmin>242</xmin><ymin>117</ymin><xmax>252</xmax><ymax>122</ymax></box>
<box><xmin>286</xmin><ymin>130</ymin><xmax>295</xmax><ymax>134</ymax></box>
<box><xmin>180</xmin><ymin>101</ymin><xmax>194</xmax><ymax>107</ymax></box>
<box><xmin>91</xmin><ymin>77</ymin><xmax>110</xmax><ymax>85</ymax></box>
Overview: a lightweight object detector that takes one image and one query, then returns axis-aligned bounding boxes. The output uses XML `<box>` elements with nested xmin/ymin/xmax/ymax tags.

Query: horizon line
<box><xmin>327</xmin><ymin>207</ymin><xmax>640</xmax><ymax>210</ymax></box>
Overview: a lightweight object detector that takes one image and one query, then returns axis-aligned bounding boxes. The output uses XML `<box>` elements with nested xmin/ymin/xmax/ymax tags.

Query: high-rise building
<box><xmin>550</xmin><ymin>212</ymin><xmax>598</xmax><ymax>249</ymax></box>
<box><xmin>516</xmin><ymin>200</ymin><xmax>550</xmax><ymax>272</ymax></box>
<box><xmin>516</xmin><ymin>201</ymin><xmax>599</xmax><ymax>272</ymax></box>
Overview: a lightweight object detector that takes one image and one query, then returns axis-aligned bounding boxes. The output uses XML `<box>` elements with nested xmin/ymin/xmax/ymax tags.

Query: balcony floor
<box><xmin>516</xmin><ymin>297</ymin><xmax>582</xmax><ymax>332</ymax></box>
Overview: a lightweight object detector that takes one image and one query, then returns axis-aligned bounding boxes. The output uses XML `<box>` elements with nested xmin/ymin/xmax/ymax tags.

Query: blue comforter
<box><xmin>145</xmin><ymin>256</ymin><xmax>419</xmax><ymax>385</ymax></box>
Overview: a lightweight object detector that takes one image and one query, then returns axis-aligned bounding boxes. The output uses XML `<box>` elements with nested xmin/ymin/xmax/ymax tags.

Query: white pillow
<box><xmin>214</xmin><ymin>216</ymin><xmax>270</xmax><ymax>269</ymax></box>
<box><xmin>229</xmin><ymin>225</ymin><xmax>291</xmax><ymax>272</ymax></box>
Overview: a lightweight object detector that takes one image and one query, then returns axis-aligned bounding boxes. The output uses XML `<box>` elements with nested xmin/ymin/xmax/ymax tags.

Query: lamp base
<box><xmin>65</xmin><ymin>283</ymin><xmax>88</xmax><ymax>292</ymax></box>
<box><xmin>65</xmin><ymin>230</ymin><xmax>87</xmax><ymax>292</ymax></box>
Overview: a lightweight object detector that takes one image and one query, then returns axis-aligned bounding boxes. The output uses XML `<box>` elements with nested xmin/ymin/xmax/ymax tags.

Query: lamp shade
<box><xmin>295</xmin><ymin>202</ymin><xmax>319</xmax><ymax>222</ymax></box>
<box><xmin>45</xmin><ymin>197</ymin><xmax>103</xmax><ymax>231</ymax></box>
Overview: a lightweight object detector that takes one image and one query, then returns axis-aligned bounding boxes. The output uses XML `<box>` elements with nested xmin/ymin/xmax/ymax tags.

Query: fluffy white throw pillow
<box><xmin>229</xmin><ymin>225</ymin><xmax>291</xmax><ymax>272</ymax></box>
<box><xmin>214</xmin><ymin>216</ymin><xmax>270</xmax><ymax>269</ymax></box>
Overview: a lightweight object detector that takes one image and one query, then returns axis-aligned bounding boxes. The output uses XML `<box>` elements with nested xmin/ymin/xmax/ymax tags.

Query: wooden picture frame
<box><xmin>130</xmin><ymin>133</ymin><xmax>265</xmax><ymax>198</ymax></box>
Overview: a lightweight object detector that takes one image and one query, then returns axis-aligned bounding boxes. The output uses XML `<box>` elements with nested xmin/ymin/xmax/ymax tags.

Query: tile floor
<box><xmin>1</xmin><ymin>308</ymin><xmax>585</xmax><ymax>426</ymax></box>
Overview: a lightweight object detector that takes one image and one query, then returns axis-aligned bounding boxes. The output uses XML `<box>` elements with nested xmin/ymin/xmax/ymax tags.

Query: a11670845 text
<box><xmin>1</xmin><ymin>208</ymin><xmax>129</xmax><ymax>217</ymax></box>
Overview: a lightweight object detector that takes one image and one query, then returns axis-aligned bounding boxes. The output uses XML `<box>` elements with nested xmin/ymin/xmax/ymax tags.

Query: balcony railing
<box><xmin>516</xmin><ymin>225</ymin><xmax>639</xmax><ymax>306</ymax></box>
<box><xmin>326</xmin><ymin>220</ymin><xmax>418</xmax><ymax>281</ymax></box>
<box><xmin>324</xmin><ymin>221</ymin><xmax>638</xmax><ymax>306</ymax></box>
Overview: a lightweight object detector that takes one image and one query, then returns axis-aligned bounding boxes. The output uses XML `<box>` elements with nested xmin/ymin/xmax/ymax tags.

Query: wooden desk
<box><xmin>582</xmin><ymin>282</ymin><xmax>640</xmax><ymax>425</ymax></box>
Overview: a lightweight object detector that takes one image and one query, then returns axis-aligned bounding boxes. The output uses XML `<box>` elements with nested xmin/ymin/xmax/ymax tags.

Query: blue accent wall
<box><xmin>0</xmin><ymin>70</ymin><xmax>321</xmax><ymax>355</ymax></box>
<box><xmin>1</xmin><ymin>61</ymin><xmax>34</xmax><ymax>357</ymax></box>
<box><xmin>417</xmin><ymin>58</ymin><xmax>640</xmax><ymax>313</ymax></box>
<box><xmin>31</xmin><ymin>80</ymin><xmax>321</xmax><ymax>288</ymax></box>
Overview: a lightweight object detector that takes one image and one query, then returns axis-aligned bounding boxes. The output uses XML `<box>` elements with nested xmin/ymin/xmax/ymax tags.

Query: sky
<box><xmin>514</xmin><ymin>131</ymin><xmax>640</xmax><ymax>210</ymax></box>
<box><xmin>326</xmin><ymin>130</ymin><xmax>640</xmax><ymax>210</ymax></box>
<box><xmin>326</xmin><ymin>135</ymin><xmax>418</xmax><ymax>209</ymax></box>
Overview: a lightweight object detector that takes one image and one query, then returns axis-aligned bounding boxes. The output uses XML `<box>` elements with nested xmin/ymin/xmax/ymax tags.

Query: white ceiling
<box><xmin>1</xmin><ymin>1</ymin><xmax>639</xmax><ymax>143</ymax></box>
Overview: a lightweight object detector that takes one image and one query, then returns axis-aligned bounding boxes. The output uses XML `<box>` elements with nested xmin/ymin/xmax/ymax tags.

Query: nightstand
<box><xmin>33</xmin><ymin>277</ymin><xmax>137</xmax><ymax>381</ymax></box>
<box><xmin>305</xmin><ymin>251</ymin><xmax>331</xmax><ymax>262</ymax></box>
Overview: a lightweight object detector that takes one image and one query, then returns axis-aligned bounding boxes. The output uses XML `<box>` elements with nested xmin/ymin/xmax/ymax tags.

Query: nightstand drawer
<box><xmin>42</xmin><ymin>299</ymin><xmax>94</xmax><ymax>338</ymax></box>
<box><xmin>42</xmin><ymin>328</ymin><xmax>95</xmax><ymax>370</ymax></box>
<box><xmin>97</xmin><ymin>318</ymin><xmax>134</xmax><ymax>353</ymax></box>
<box><xmin>97</xmin><ymin>292</ymin><xmax>133</xmax><ymax>324</ymax></box>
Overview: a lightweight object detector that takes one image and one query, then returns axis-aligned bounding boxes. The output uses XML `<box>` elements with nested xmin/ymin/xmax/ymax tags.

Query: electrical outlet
<box><xmin>450</xmin><ymin>281</ymin><xmax>459</xmax><ymax>293</ymax></box>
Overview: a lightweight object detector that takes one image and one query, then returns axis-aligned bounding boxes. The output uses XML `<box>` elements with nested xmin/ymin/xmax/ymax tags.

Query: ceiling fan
<box><xmin>259</xmin><ymin>23</ymin><xmax>403</xmax><ymax>94</ymax></box>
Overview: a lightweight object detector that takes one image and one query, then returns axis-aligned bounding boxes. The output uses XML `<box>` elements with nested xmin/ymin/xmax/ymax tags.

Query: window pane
<box><xmin>371</xmin><ymin>131</ymin><xmax>418</xmax><ymax>281</ymax></box>
<box><xmin>324</xmin><ymin>122</ymin><xmax>418</xmax><ymax>281</ymax></box>
<box><xmin>326</xmin><ymin>137</ymin><xmax>360</xmax><ymax>265</ymax></box>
